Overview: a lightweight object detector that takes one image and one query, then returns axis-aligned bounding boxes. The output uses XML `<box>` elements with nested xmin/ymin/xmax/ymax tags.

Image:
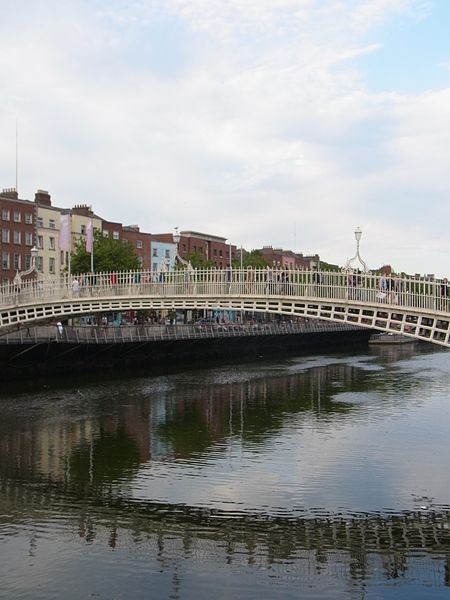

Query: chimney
<box><xmin>72</xmin><ymin>204</ymin><xmax>93</xmax><ymax>217</ymax></box>
<box><xmin>1</xmin><ymin>188</ymin><xmax>19</xmax><ymax>200</ymax></box>
<box><xmin>35</xmin><ymin>189</ymin><xmax>51</xmax><ymax>206</ymax></box>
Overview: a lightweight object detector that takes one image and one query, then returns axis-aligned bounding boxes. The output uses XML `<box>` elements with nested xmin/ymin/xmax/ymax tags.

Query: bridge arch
<box><xmin>1</xmin><ymin>269</ymin><xmax>449</xmax><ymax>347</ymax></box>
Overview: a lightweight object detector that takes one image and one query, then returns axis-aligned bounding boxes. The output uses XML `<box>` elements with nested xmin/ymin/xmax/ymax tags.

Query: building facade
<box><xmin>258</xmin><ymin>246</ymin><xmax>320</xmax><ymax>270</ymax></box>
<box><xmin>0</xmin><ymin>189</ymin><xmax>36</xmax><ymax>284</ymax></box>
<box><xmin>153</xmin><ymin>230</ymin><xmax>237</xmax><ymax>268</ymax></box>
<box><xmin>150</xmin><ymin>240</ymin><xmax>176</xmax><ymax>272</ymax></box>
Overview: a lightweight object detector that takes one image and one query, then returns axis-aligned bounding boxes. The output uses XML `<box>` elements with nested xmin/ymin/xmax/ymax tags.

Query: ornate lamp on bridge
<box><xmin>344</xmin><ymin>226</ymin><xmax>368</xmax><ymax>272</ymax></box>
<box><xmin>13</xmin><ymin>246</ymin><xmax>39</xmax><ymax>290</ymax></box>
<box><xmin>172</xmin><ymin>227</ymin><xmax>193</xmax><ymax>270</ymax></box>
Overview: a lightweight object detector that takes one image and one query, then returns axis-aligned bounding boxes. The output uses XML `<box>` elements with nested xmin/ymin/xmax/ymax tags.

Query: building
<box><xmin>0</xmin><ymin>188</ymin><xmax>36</xmax><ymax>284</ymax></box>
<box><xmin>258</xmin><ymin>246</ymin><xmax>320</xmax><ymax>270</ymax></box>
<box><xmin>153</xmin><ymin>230</ymin><xmax>237</xmax><ymax>268</ymax></box>
<box><xmin>150</xmin><ymin>239</ymin><xmax>176</xmax><ymax>272</ymax></box>
<box><xmin>34</xmin><ymin>190</ymin><xmax>63</xmax><ymax>276</ymax></box>
<box><xmin>101</xmin><ymin>220</ymin><xmax>152</xmax><ymax>270</ymax></box>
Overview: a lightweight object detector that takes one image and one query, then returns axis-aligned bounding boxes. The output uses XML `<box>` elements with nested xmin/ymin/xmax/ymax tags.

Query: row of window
<box><xmin>1</xmin><ymin>252</ymin><xmax>56</xmax><ymax>273</ymax></box>
<box><xmin>1</xmin><ymin>209</ymin><xmax>33</xmax><ymax>224</ymax></box>
<box><xmin>36</xmin><ymin>235</ymin><xmax>56</xmax><ymax>250</ymax></box>
<box><xmin>36</xmin><ymin>217</ymin><xmax>56</xmax><ymax>229</ymax></box>
<box><xmin>2</xmin><ymin>230</ymin><xmax>34</xmax><ymax>245</ymax></box>
<box><xmin>152</xmin><ymin>248</ymin><xmax>171</xmax><ymax>258</ymax></box>
<box><xmin>103</xmin><ymin>230</ymin><xmax>144</xmax><ymax>248</ymax></box>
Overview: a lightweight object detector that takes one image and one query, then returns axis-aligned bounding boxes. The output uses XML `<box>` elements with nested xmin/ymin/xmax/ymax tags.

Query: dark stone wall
<box><xmin>0</xmin><ymin>329</ymin><xmax>373</xmax><ymax>383</ymax></box>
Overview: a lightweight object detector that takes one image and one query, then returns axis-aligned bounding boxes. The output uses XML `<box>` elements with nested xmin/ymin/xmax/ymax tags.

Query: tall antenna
<box><xmin>294</xmin><ymin>222</ymin><xmax>296</xmax><ymax>253</ymax></box>
<box><xmin>15</xmin><ymin>120</ymin><xmax>18</xmax><ymax>194</ymax></box>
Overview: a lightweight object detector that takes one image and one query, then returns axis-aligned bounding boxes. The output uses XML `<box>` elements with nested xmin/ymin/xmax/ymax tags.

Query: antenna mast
<box><xmin>15</xmin><ymin>120</ymin><xmax>18</xmax><ymax>194</ymax></box>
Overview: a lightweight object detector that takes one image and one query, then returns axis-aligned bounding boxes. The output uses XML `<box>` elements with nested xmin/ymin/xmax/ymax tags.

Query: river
<box><xmin>0</xmin><ymin>342</ymin><xmax>449</xmax><ymax>599</ymax></box>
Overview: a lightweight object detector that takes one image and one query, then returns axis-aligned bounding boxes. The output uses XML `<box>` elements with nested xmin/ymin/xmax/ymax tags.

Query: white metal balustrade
<box><xmin>1</xmin><ymin>269</ymin><xmax>450</xmax><ymax>346</ymax></box>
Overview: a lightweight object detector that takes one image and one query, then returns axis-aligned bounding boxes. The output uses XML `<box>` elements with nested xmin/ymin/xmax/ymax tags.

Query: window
<box><xmin>2</xmin><ymin>209</ymin><xmax>10</xmax><ymax>221</ymax></box>
<box><xmin>13</xmin><ymin>253</ymin><xmax>21</xmax><ymax>270</ymax></box>
<box><xmin>49</xmin><ymin>257</ymin><xmax>55</xmax><ymax>273</ymax></box>
<box><xmin>182</xmin><ymin>244</ymin><xmax>186</xmax><ymax>251</ymax></box>
<box><xmin>37</xmin><ymin>235</ymin><xmax>43</xmax><ymax>249</ymax></box>
<box><xmin>152</xmin><ymin>262</ymin><xmax>158</xmax><ymax>271</ymax></box>
<box><xmin>13</xmin><ymin>231</ymin><xmax>21</xmax><ymax>244</ymax></box>
<box><xmin>24</xmin><ymin>254</ymin><xmax>31</xmax><ymax>270</ymax></box>
<box><xmin>13</xmin><ymin>211</ymin><xmax>21</xmax><ymax>223</ymax></box>
<box><xmin>103</xmin><ymin>230</ymin><xmax>109</xmax><ymax>237</ymax></box>
<box><xmin>213</xmin><ymin>249</ymin><xmax>217</xmax><ymax>256</ymax></box>
<box><xmin>25</xmin><ymin>213</ymin><xmax>33</xmax><ymax>224</ymax></box>
<box><xmin>25</xmin><ymin>232</ymin><xmax>33</xmax><ymax>246</ymax></box>
<box><xmin>2</xmin><ymin>251</ymin><xmax>10</xmax><ymax>269</ymax></box>
<box><xmin>113</xmin><ymin>230</ymin><xmax>120</xmax><ymax>240</ymax></box>
<box><xmin>49</xmin><ymin>237</ymin><xmax>55</xmax><ymax>250</ymax></box>
<box><xmin>165</xmin><ymin>249</ymin><xmax>170</xmax><ymax>259</ymax></box>
<box><xmin>49</xmin><ymin>219</ymin><xmax>55</xmax><ymax>229</ymax></box>
<box><xmin>80</xmin><ymin>224</ymin><xmax>86</xmax><ymax>235</ymax></box>
<box><xmin>138</xmin><ymin>255</ymin><xmax>143</xmax><ymax>266</ymax></box>
<box><xmin>2</xmin><ymin>229</ymin><xmax>9</xmax><ymax>243</ymax></box>
<box><xmin>35</xmin><ymin>256</ymin><xmax>43</xmax><ymax>273</ymax></box>
<box><xmin>136</xmin><ymin>240</ymin><xmax>143</xmax><ymax>249</ymax></box>
<box><xmin>36</xmin><ymin>217</ymin><xmax>43</xmax><ymax>227</ymax></box>
<box><xmin>60</xmin><ymin>251</ymin><xmax>65</xmax><ymax>265</ymax></box>
<box><xmin>152</xmin><ymin>248</ymin><xmax>158</xmax><ymax>257</ymax></box>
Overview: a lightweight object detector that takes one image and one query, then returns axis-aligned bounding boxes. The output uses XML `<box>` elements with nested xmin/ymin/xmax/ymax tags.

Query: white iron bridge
<box><xmin>1</xmin><ymin>268</ymin><xmax>450</xmax><ymax>347</ymax></box>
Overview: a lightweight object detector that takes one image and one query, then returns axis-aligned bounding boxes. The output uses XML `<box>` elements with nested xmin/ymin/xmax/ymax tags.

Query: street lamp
<box><xmin>172</xmin><ymin>227</ymin><xmax>192</xmax><ymax>269</ymax></box>
<box><xmin>344</xmin><ymin>226</ymin><xmax>368</xmax><ymax>272</ymax></box>
<box><xmin>13</xmin><ymin>246</ymin><xmax>38</xmax><ymax>289</ymax></box>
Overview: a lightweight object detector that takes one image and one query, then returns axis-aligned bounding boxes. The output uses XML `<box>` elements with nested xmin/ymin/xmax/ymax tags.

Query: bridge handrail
<box><xmin>0</xmin><ymin>268</ymin><xmax>448</xmax><ymax>313</ymax></box>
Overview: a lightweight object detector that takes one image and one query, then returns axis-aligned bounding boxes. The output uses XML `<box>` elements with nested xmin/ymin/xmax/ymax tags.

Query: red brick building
<box><xmin>0</xmin><ymin>189</ymin><xmax>36</xmax><ymax>284</ymax></box>
<box><xmin>153</xmin><ymin>230</ymin><xmax>237</xmax><ymax>268</ymax></box>
<box><xmin>258</xmin><ymin>246</ymin><xmax>320</xmax><ymax>270</ymax></box>
<box><xmin>101</xmin><ymin>220</ymin><xmax>151</xmax><ymax>270</ymax></box>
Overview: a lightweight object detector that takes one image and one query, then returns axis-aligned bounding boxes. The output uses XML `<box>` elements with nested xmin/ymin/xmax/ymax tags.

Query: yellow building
<box><xmin>34</xmin><ymin>191</ymin><xmax>102</xmax><ymax>277</ymax></box>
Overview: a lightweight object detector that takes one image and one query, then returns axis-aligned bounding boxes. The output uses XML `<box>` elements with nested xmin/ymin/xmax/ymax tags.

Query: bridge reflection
<box><xmin>1</xmin><ymin>477</ymin><xmax>449</xmax><ymax>586</ymax></box>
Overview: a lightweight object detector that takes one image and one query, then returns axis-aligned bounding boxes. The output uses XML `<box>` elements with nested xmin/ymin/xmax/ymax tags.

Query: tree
<box><xmin>232</xmin><ymin>249</ymin><xmax>268</xmax><ymax>269</ymax></box>
<box><xmin>70</xmin><ymin>230</ymin><xmax>141</xmax><ymax>273</ymax></box>
<box><xmin>184</xmin><ymin>250</ymin><xmax>215</xmax><ymax>269</ymax></box>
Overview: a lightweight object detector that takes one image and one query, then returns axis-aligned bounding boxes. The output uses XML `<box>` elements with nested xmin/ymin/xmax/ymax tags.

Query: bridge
<box><xmin>1</xmin><ymin>268</ymin><xmax>450</xmax><ymax>347</ymax></box>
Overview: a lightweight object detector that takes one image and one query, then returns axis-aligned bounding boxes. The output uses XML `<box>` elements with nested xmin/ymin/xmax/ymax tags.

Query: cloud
<box><xmin>0</xmin><ymin>0</ymin><xmax>448</xmax><ymax>275</ymax></box>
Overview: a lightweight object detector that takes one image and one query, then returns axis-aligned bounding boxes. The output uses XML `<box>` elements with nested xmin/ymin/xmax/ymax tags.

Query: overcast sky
<box><xmin>1</xmin><ymin>0</ymin><xmax>449</xmax><ymax>275</ymax></box>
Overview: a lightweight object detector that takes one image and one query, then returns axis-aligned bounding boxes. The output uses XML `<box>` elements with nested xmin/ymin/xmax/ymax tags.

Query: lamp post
<box><xmin>344</xmin><ymin>226</ymin><xmax>368</xmax><ymax>272</ymax></box>
<box><xmin>13</xmin><ymin>246</ymin><xmax>38</xmax><ymax>289</ymax></box>
<box><xmin>172</xmin><ymin>227</ymin><xmax>192</xmax><ymax>268</ymax></box>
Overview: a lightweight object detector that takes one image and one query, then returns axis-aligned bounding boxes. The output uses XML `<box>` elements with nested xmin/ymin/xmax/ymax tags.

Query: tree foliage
<box><xmin>184</xmin><ymin>250</ymin><xmax>215</xmax><ymax>269</ymax></box>
<box><xmin>71</xmin><ymin>230</ymin><xmax>141</xmax><ymax>273</ymax></box>
<box><xmin>232</xmin><ymin>249</ymin><xmax>268</xmax><ymax>268</ymax></box>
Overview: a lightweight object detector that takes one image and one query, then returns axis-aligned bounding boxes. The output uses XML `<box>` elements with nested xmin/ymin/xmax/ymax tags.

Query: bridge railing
<box><xmin>0</xmin><ymin>268</ymin><xmax>449</xmax><ymax>314</ymax></box>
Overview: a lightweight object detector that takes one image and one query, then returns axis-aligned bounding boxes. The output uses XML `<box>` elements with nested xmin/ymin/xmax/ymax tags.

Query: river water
<box><xmin>0</xmin><ymin>342</ymin><xmax>449</xmax><ymax>599</ymax></box>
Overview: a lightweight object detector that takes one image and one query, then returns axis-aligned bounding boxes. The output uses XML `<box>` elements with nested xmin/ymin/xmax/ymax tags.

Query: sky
<box><xmin>0</xmin><ymin>0</ymin><xmax>449</xmax><ymax>276</ymax></box>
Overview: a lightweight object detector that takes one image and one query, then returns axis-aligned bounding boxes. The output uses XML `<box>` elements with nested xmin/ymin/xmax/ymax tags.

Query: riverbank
<box><xmin>0</xmin><ymin>325</ymin><xmax>373</xmax><ymax>383</ymax></box>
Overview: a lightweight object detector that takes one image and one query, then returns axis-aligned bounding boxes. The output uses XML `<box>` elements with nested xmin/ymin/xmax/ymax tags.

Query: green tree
<box><xmin>184</xmin><ymin>250</ymin><xmax>215</xmax><ymax>269</ymax></box>
<box><xmin>71</xmin><ymin>230</ymin><xmax>141</xmax><ymax>273</ymax></box>
<box><xmin>232</xmin><ymin>249</ymin><xmax>268</xmax><ymax>268</ymax></box>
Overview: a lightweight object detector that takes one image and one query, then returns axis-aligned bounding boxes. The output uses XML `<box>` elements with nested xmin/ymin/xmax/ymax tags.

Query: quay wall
<box><xmin>0</xmin><ymin>327</ymin><xmax>373</xmax><ymax>383</ymax></box>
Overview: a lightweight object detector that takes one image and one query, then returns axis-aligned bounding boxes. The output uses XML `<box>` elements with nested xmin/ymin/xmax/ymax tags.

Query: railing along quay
<box><xmin>0</xmin><ymin>320</ymin><xmax>359</xmax><ymax>345</ymax></box>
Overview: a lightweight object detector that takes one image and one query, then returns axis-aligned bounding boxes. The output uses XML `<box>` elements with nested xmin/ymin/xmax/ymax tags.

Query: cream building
<box><xmin>34</xmin><ymin>191</ymin><xmax>102</xmax><ymax>277</ymax></box>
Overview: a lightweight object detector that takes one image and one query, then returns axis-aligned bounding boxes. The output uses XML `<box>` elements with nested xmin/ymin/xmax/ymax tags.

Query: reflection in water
<box><xmin>0</xmin><ymin>345</ymin><xmax>450</xmax><ymax>599</ymax></box>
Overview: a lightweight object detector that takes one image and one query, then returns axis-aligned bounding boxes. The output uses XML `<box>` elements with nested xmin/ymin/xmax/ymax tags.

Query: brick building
<box><xmin>101</xmin><ymin>220</ymin><xmax>152</xmax><ymax>270</ymax></box>
<box><xmin>0</xmin><ymin>188</ymin><xmax>36</xmax><ymax>284</ymax></box>
<box><xmin>258</xmin><ymin>246</ymin><xmax>320</xmax><ymax>270</ymax></box>
<box><xmin>153</xmin><ymin>230</ymin><xmax>237</xmax><ymax>268</ymax></box>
